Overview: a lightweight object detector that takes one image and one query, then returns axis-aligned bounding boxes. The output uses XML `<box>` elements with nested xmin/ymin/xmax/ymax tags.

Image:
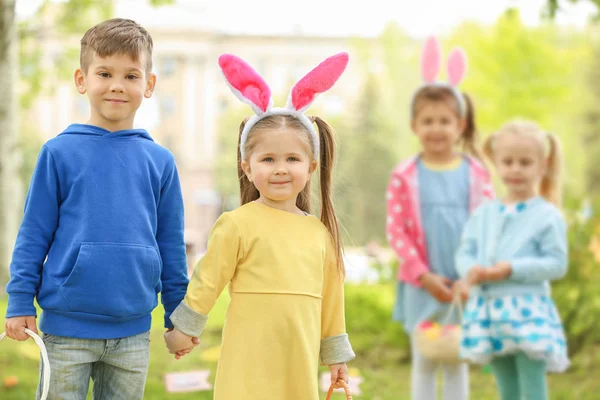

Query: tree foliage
<box><xmin>544</xmin><ymin>0</ymin><xmax>600</xmax><ymax>19</ymax></box>
<box><xmin>448</xmin><ymin>9</ymin><xmax>591</xmax><ymax>195</ymax></box>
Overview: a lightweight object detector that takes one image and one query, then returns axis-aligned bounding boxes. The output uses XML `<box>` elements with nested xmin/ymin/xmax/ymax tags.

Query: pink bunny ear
<box><xmin>421</xmin><ymin>36</ymin><xmax>441</xmax><ymax>83</ymax></box>
<box><xmin>447</xmin><ymin>48</ymin><xmax>467</xmax><ymax>86</ymax></box>
<box><xmin>218</xmin><ymin>54</ymin><xmax>272</xmax><ymax>114</ymax></box>
<box><xmin>288</xmin><ymin>52</ymin><xmax>349</xmax><ymax>113</ymax></box>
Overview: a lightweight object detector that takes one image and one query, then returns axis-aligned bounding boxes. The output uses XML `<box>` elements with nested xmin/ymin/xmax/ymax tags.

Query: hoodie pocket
<box><xmin>61</xmin><ymin>242</ymin><xmax>160</xmax><ymax>317</ymax></box>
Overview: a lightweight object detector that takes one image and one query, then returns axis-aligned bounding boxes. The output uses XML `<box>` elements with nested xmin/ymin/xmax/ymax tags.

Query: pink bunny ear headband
<box><xmin>218</xmin><ymin>52</ymin><xmax>349</xmax><ymax>160</ymax></box>
<box><xmin>412</xmin><ymin>36</ymin><xmax>468</xmax><ymax>116</ymax></box>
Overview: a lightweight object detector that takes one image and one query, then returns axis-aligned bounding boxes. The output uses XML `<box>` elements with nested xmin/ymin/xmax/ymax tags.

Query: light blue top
<box><xmin>393</xmin><ymin>157</ymin><xmax>470</xmax><ymax>332</ymax></box>
<box><xmin>455</xmin><ymin>196</ymin><xmax>568</xmax><ymax>298</ymax></box>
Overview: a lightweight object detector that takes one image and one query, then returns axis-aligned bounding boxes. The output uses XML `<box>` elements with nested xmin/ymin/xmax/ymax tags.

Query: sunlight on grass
<box><xmin>2</xmin><ymin>290</ymin><xmax>600</xmax><ymax>399</ymax></box>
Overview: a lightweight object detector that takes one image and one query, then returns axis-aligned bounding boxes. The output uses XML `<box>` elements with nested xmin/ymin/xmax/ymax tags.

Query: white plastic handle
<box><xmin>441</xmin><ymin>295</ymin><xmax>464</xmax><ymax>326</ymax></box>
<box><xmin>0</xmin><ymin>328</ymin><xmax>50</xmax><ymax>400</ymax></box>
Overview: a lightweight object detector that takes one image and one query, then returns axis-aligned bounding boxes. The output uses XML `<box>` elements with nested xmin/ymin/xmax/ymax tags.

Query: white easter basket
<box><xmin>414</xmin><ymin>298</ymin><xmax>464</xmax><ymax>364</ymax></box>
<box><xmin>0</xmin><ymin>328</ymin><xmax>50</xmax><ymax>399</ymax></box>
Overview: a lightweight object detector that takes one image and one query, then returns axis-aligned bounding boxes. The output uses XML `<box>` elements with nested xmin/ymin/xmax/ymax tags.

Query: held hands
<box><xmin>419</xmin><ymin>272</ymin><xmax>453</xmax><ymax>303</ymax></box>
<box><xmin>468</xmin><ymin>262</ymin><xmax>512</xmax><ymax>285</ymax></box>
<box><xmin>453</xmin><ymin>262</ymin><xmax>513</xmax><ymax>302</ymax></box>
<box><xmin>484</xmin><ymin>261</ymin><xmax>513</xmax><ymax>282</ymax></box>
<box><xmin>164</xmin><ymin>328</ymin><xmax>200</xmax><ymax>359</ymax></box>
<box><xmin>5</xmin><ymin>316</ymin><xmax>38</xmax><ymax>341</ymax></box>
<box><xmin>452</xmin><ymin>279</ymin><xmax>471</xmax><ymax>303</ymax></box>
<box><xmin>328</xmin><ymin>363</ymin><xmax>349</xmax><ymax>387</ymax></box>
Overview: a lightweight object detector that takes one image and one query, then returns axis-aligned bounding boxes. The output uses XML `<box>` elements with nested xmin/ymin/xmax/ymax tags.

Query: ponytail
<box><xmin>458</xmin><ymin>92</ymin><xmax>484</xmax><ymax>161</ymax></box>
<box><xmin>237</xmin><ymin>120</ymin><xmax>260</xmax><ymax>205</ymax></box>
<box><xmin>313</xmin><ymin>116</ymin><xmax>345</xmax><ymax>277</ymax></box>
<box><xmin>482</xmin><ymin>132</ymin><xmax>495</xmax><ymax>164</ymax></box>
<box><xmin>540</xmin><ymin>133</ymin><xmax>562</xmax><ymax>206</ymax></box>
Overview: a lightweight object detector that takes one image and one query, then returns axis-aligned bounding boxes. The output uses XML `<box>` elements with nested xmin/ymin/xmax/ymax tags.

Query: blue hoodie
<box><xmin>5</xmin><ymin>124</ymin><xmax>189</xmax><ymax>339</ymax></box>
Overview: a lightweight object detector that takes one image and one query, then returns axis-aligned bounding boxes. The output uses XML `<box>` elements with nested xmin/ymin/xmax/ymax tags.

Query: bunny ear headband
<box><xmin>412</xmin><ymin>36</ymin><xmax>468</xmax><ymax>116</ymax></box>
<box><xmin>218</xmin><ymin>52</ymin><xmax>349</xmax><ymax>160</ymax></box>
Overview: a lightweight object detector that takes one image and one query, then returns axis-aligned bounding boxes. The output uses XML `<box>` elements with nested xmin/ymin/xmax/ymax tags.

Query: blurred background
<box><xmin>2</xmin><ymin>0</ymin><xmax>600</xmax><ymax>398</ymax></box>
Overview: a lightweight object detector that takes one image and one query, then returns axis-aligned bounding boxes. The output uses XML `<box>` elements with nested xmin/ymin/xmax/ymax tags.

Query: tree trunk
<box><xmin>0</xmin><ymin>0</ymin><xmax>21</xmax><ymax>293</ymax></box>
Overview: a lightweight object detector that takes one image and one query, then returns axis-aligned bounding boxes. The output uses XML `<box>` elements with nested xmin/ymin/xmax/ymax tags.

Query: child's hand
<box><xmin>4</xmin><ymin>316</ymin><xmax>38</xmax><ymax>341</ymax></box>
<box><xmin>484</xmin><ymin>261</ymin><xmax>512</xmax><ymax>282</ymax></box>
<box><xmin>419</xmin><ymin>272</ymin><xmax>453</xmax><ymax>303</ymax></box>
<box><xmin>172</xmin><ymin>345</ymin><xmax>197</xmax><ymax>360</ymax></box>
<box><xmin>328</xmin><ymin>363</ymin><xmax>349</xmax><ymax>386</ymax></box>
<box><xmin>170</xmin><ymin>336</ymin><xmax>201</xmax><ymax>360</ymax></box>
<box><xmin>452</xmin><ymin>279</ymin><xmax>471</xmax><ymax>302</ymax></box>
<box><xmin>466</xmin><ymin>265</ymin><xmax>486</xmax><ymax>285</ymax></box>
<box><xmin>164</xmin><ymin>328</ymin><xmax>199</xmax><ymax>357</ymax></box>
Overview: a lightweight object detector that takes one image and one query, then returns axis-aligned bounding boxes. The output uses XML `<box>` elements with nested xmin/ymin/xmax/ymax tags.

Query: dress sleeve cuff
<box><xmin>169</xmin><ymin>301</ymin><xmax>208</xmax><ymax>337</ymax></box>
<box><xmin>320</xmin><ymin>333</ymin><xmax>356</xmax><ymax>365</ymax></box>
<box><xmin>508</xmin><ymin>259</ymin><xmax>527</xmax><ymax>282</ymax></box>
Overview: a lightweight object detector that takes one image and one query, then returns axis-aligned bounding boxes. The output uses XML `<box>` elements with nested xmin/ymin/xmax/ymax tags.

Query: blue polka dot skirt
<box><xmin>460</xmin><ymin>294</ymin><xmax>570</xmax><ymax>372</ymax></box>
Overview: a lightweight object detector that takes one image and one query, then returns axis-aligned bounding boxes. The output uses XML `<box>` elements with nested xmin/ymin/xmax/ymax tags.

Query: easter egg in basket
<box><xmin>416</xmin><ymin>320</ymin><xmax>463</xmax><ymax>364</ymax></box>
<box><xmin>442</xmin><ymin>324</ymin><xmax>461</xmax><ymax>334</ymax></box>
<box><xmin>419</xmin><ymin>321</ymin><xmax>441</xmax><ymax>339</ymax></box>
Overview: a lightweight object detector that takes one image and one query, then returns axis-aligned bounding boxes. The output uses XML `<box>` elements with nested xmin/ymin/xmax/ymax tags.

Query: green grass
<box><xmin>1</xmin><ymin>290</ymin><xmax>600</xmax><ymax>399</ymax></box>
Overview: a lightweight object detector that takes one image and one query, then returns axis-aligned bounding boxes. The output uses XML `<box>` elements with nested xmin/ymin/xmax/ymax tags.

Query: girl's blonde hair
<box><xmin>483</xmin><ymin>119</ymin><xmax>563</xmax><ymax>206</ymax></box>
<box><xmin>411</xmin><ymin>86</ymin><xmax>483</xmax><ymax>161</ymax></box>
<box><xmin>237</xmin><ymin>114</ymin><xmax>344</xmax><ymax>276</ymax></box>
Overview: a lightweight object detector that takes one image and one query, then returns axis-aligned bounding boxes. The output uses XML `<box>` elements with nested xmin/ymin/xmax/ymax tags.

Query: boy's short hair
<box><xmin>80</xmin><ymin>18</ymin><xmax>153</xmax><ymax>73</ymax></box>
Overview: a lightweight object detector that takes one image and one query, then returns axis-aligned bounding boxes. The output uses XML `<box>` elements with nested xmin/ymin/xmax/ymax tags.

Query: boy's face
<box><xmin>74</xmin><ymin>52</ymin><xmax>156</xmax><ymax>132</ymax></box>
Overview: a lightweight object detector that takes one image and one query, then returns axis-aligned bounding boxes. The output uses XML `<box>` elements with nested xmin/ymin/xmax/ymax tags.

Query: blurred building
<box><xmin>25</xmin><ymin>6</ymin><xmax>367</xmax><ymax>253</ymax></box>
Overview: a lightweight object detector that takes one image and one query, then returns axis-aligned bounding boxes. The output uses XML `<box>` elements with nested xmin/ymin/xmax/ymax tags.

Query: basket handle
<box><xmin>326</xmin><ymin>378</ymin><xmax>352</xmax><ymax>400</ymax></box>
<box><xmin>0</xmin><ymin>328</ymin><xmax>51</xmax><ymax>400</ymax></box>
<box><xmin>441</xmin><ymin>294</ymin><xmax>464</xmax><ymax>326</ymax></box>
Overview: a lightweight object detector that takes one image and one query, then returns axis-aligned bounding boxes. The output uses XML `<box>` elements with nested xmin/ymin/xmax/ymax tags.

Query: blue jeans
<box><xmin>37</xmin><ymin>331</ymin><xmax>151</xmax><ymax>400</ymax></box>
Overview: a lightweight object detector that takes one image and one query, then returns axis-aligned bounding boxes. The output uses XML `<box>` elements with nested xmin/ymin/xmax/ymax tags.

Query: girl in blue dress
<box><xmin>454</xmin><ymin>120</ymin><xmax>569</xmax><ymax>400</ymax></box>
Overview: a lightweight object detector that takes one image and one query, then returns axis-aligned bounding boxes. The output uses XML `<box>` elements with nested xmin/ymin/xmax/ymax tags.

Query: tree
<box><xmin>328</xmin><ymin>24</ymin><xmax>421</xmax><ymax>247</ymax></box>
<box><xmin>353</xmin><ymin>23</ymin><xmax>419</xmax><ymax>161</ymax></box>
<box><xmin>544</xmin><ymin>0</ymin><xmax>600</xmax><ymax>19</ymax></box>
<box><xmin>582</xmin><ymin>38</ymin><xmax>600</xmax><ymax>193</ymax></box>
<box><xmin>539</xmin><ymin>2</ymin><xmax>600</xmax><ymax>195</ymax></box>
<box><xmin>448</xmin><ymin>9</ymin><xmax>590</xmax><ymax>196</ymax></box>
<box><xmin>214</xmin><ymin>106</ymin><xmax>248</xmax><ymax>211</ymax></box>
<box><xmin>335</xmin><ymin>74</ymin><xmax>398</xmax><ymax>246</ymax></box>
<box><xmin>0</xmin><ymin>0</ymin><xmax>20</xmax><ymax>288</ymax></box>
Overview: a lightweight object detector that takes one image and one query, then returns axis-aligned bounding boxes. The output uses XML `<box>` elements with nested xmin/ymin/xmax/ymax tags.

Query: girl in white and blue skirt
<box><xmin>453</xmin><ymin>120</ymin><xmax>569</xmax><ymax>400</ymax></box>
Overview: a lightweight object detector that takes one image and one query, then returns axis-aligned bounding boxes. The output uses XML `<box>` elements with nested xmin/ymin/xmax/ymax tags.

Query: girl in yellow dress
<box><xmin>164</xmin><ymin>52</ymin><xmax>355</xmax><ymax>399</ymax></box>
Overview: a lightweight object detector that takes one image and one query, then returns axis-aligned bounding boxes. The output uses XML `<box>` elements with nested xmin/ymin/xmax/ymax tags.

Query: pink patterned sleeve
<box><xmin>482</xmin><ymin>168</ymin><xmax>495</xmax><ymax>200</ymax></box>
<box><xmin>386</xmin><ymin>172</ymin><xmax>429</xmax><ymax>287</ymax></box>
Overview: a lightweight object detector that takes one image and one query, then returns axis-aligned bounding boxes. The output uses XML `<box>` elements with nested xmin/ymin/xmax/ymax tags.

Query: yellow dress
<box><xmin>183</xmin><ymin>202</ymin><xmax>350</xmax><ymax>399</ymax></box>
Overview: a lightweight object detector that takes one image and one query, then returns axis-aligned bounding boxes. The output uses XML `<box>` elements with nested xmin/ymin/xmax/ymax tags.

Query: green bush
<box><xmin>552</xmin><ymin>197</ymin><xmax>600</xmax><ymax>359</ymax></box>
<box><xmin>344</xmin><ymin>283</ymin><xmax>410</xmax><ymax>368</ymax></box>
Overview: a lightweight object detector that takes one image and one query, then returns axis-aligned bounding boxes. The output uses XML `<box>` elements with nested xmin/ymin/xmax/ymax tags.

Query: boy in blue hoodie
<box><xmin>4</xmin><ymin>18</ymin><xmax>193</xmax><ymax>399</ymax></box>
